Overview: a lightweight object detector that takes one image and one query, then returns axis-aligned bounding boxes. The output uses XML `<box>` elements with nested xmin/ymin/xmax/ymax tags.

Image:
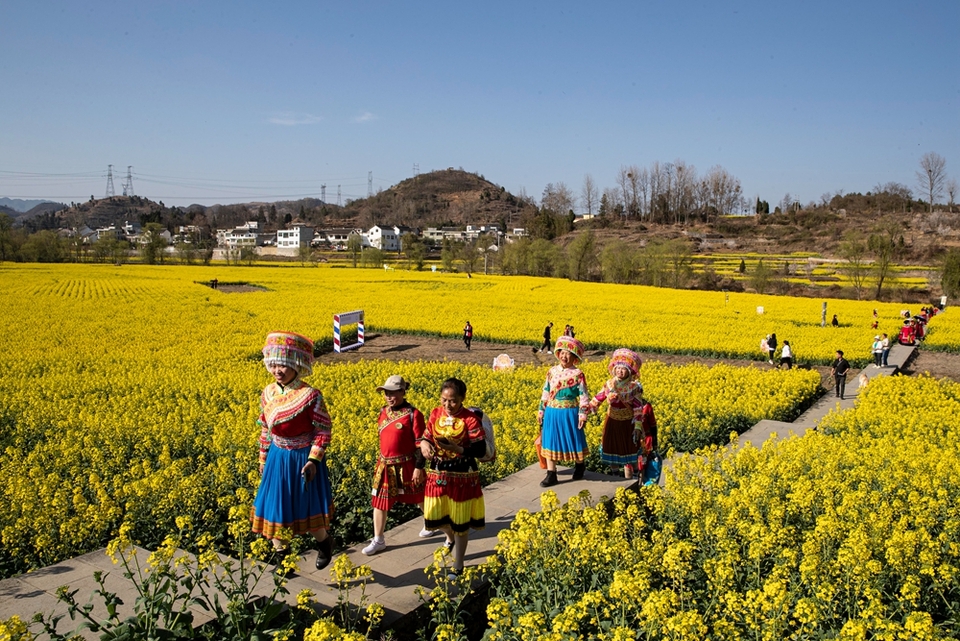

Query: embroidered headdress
<box><xmin>554</xmin><ymin>336</ymin><xmax>585</xmax><ymax>363</ymax></box>
<box><xmin>608</xmin><ymin>348</ymin><xmax>642</xmax><ymax>377</ymax></box>
<box><xmin>263</xmin><ymin>331</ymin><xmax>315</xmax><ymax>377</ymax></box>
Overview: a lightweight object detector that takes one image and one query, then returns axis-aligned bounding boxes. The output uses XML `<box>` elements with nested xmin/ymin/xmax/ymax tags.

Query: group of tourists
<box><xmin>249</xmin><ymin>330</ymin><xmax>659</xmax><ymax>580</ymax></box>
<box><xmin>760</xmin><ymin>333</ymin><xmax>793</xmax><ymax>369</ymax></box>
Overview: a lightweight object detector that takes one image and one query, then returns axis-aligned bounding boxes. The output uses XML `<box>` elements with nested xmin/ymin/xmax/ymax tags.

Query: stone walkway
<box><xmin>0</xmin><ymin>465</ymin><xmax>635</xmax><ymax>638</ymax></box>
<box><xmin>738</xmin><ymin>342</ymin><xmax>914</xmax><ymax>445</ymax></box>
<box><xmin>2</xmin><ymin>345</ymin><xmax>915</xmax><ymax>638</ymax></box>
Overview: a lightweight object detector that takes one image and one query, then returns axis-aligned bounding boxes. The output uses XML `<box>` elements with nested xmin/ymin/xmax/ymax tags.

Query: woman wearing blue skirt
<box><xmin>537</xmin><ymin>336</ymin><xmax>590</xmax><ymax>487</ymax></box>
<box><xmin>251</xmin><ymin>331</ymin><xmax>335</xmax><ymax>570</ymax></box>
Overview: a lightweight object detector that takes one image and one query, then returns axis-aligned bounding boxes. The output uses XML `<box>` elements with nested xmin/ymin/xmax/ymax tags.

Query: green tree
<box><xmin>868</xmin><ymin>227</ymin><xmax>903</xmax><ymax>300</ymax></box>
<box><xmin>441</xmin><ymin>240</ymin><xmax>459</xmax><ymax>272</ymax></box>
<box><xmin>838</xmin><ymin>231</ymin><xmax>869</xmax><ymax>300</ymax></box>
<box><xmin>347</xmin><ymin>233</ymin><xmax>363</xmax><ymax>268</ymax></box>
<box><xmin>0</xmin><ymin>213</ymin><xmax>15</xmax><ymax>261</ymax></box>
<box><xmin>600</xmin><ymin>239</ymin><xmax>639</xmax><ymax>284</ymax></box>
<box><xmin>500</xmin><ymin>237</ymin><xmax>532</xmax><ymax>275</ymax></box>
<box><xmin>639</xmin><ymin>242</ymin><xmax>669</xmax><ymax>287</ymax></box>
<box><xmin>529</xmin><ymin>238</ymin><xmax>561</xmax><ymax>277</ymax></box>
<box><xmin>566</xmin><ymin>230</ymin><xmax>598</xmax><ymax>281</ymax></box>
<box><xmin>749</xmin><ymin>259</ymin><xmax>774</xmax><ymax>294</ymax></box>
<box><xmin>401</xmin><ymin>233</ymin><xmax>426</xmax><ymax>271</ymax></box>
<box><xmin>664</xmin><ymin>238</ymin><xmax>694</xmax><ymax>289</ymax></box>
<box><xmin>20</xmin><ymin>230</ymin><xmax>67</xmax><ymax>263</ymax></box>
<box><xmin>140</xmin><ymin>223</ymin><xmax>168</xmax><ymax>265</ymax></box>
<box><xmin>297</xmin><ymin>243</ymin><xmax>313</xmax><ymax>266</ymax></box>
<box><xmin>361</xmin><ymin>247</ymin><xmax>384</xmax><ymax>268</ymax></box>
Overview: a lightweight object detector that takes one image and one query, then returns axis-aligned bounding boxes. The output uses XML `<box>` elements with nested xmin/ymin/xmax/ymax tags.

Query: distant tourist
<box><xmin>831</xmin><ymin>314</ymin><xmax>839</xmax><ymax>327</ymax></box>
<box><xmin>462</xmin><ymin>321</ymin><xmax>473</xmax><ymax>351</ymax></box>
<box><xmin>540</xmin><ymin>322</ymin><xmax>554</xmax><ymax>353</ymax></box>
<box><xmin>779</xmin><ymin>340</ymin><xmax>793</xmax><ymax>370</ymax></box>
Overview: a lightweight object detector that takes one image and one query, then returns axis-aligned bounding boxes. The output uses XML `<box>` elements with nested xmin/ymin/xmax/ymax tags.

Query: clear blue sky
<box><xmin>2</xmin><ymin>0</ymin><xmax>958</xmax><ymax>209</ymax></box>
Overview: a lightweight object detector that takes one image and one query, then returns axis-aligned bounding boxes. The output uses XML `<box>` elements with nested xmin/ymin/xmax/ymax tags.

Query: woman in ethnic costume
<box><xmin>419</xmin><ymin>378</ymin><xmax>485</xmax><ymax>579</ymax></box>
<box><xmin>589</xmin><ymin>348</ymin><xmax>645</xmax><ymax>478</ymax></box>
<box><xmin>361</xmin><ymin>374</ymin><xmax>432</xmax><ymax>556</ymax></box>
<box><xmin>538</xmin><ymin>336</ymin><xmax>590</xmax><ymax>487</ymax></box>
<box><xmin>251</xmin><ymin>331</ymin><xmax>335</xmax><ymax>570</ymax></box>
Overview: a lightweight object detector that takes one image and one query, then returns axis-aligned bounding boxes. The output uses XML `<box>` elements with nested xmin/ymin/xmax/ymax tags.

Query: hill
<box><xmin>339</xmin><ymin>168</ymin><xmax>537</xmax><ymax>230</ymax></box>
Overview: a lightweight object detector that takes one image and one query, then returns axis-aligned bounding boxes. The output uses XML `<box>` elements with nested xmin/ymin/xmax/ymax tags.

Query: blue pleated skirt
<box><xmin>540</xmin><ymin>406</ymin><xmax>589</xmax><ymax>463</ymax></box>
<box><xmin>252</xmin><ymin>443</ymin><xmax>333</xmax><ymax>538</ymax></box>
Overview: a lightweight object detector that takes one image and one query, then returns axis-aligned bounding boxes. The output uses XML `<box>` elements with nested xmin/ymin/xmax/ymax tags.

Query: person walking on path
<box><xmin>881</xmin><ymin>333</ymin><xmax>891</xmax><ymax>367</ymax></box>
<box><xmin>361</xmin><ymin>375</ymin><xmax>431</xmax><ymax>556</ymax></box>
<box><xmin>251</xmin><ymin>331</ymin><xmax>335</xmax><ymax>570</ymax></box>
<box><xmin>779</xmin><ymin>340</ymin><xmax>793</xmax><ymax>370</ymax></box>
<box><xmin>537</xmin><ymin>336</ymin><xmax>590</xmax><ymax>487</ymax></box>
<box><xmin>871</xmin><ymin>335</ymin><xmax>883</xmax><ymax>367</ymax></box>
<box><xmin>462</xmin><ymin>321</ymin><xmax>473</xmax><ymax>351</ymax></box>
<box><xmin>831</xmin><ymin>350</ymin><xmax>851</xmax><ymax>400</ymax></box>
<box><xmin>588</xmin><ymin>348</ymin><xmax>645</xmax><ymax>478</ymax></box>
<box><xmin>767</xmin><ymin>333</ymin><xmax>778</xmax><ymax>365</ymax></box>
<box><xmin>419</xmin><ymin>378</ymin><xmax>486</xmax><ymax>579</ymax></box>
<box><xmin>540</xmin><ymin>322</ymin><xmax>554</xmax><ymax>353</ymax></box>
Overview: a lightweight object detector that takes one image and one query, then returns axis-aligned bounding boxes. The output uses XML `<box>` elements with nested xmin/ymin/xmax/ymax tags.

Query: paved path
<box><xmin>738</xmin><ymin>342</ymin><xmax>914</xmax><ymax>446</ymax></box>
<box><xmin>3</xmin><ymin>345</ymin><xmax>916</xmax><ymax>638</ymax></box>
<box><xmin>0</xmin><ymin>465</ymin><xmax>635</xmax><ymax>638</ymax></box>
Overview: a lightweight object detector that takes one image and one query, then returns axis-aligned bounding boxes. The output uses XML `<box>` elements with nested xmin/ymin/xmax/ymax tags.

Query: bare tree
<box><xmin>541</xmin><ymin>182</ymin><xmax>575</xmax><ymax>215</ymax></box>
<box><xmin>702</xmin><ymin>166</ymin><xmax>743</xmax><ymax>219</ymax></box>
<box><xmin>670</xmin><ymin>160</ymin><xmax>697</xmax><ymax>224</ymax></box>
<box><xmin>917</xmin><ymin>152</ymin><xmax>947</xmax><ymax>212</ymax></box>
<box><xmin>947</xmin><ymin>179</ymin><xmax>958</xmax><ymax>213</ymax></box>
<box><xmin>616</xmin><ymin>166</ymin><xmax>638</xmax><ymax>219</ymax></box>
<box><xmin>580</xmin><ymin>174</ymin><xmax>599</xmax><ymax>216</ymax></box>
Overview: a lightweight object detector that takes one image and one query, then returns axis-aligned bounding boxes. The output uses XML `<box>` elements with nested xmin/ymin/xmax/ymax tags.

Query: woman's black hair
<box><xmin>440</xmin><ymin>377</ymin><xmax>467</xmax><ymax>399</ymax></box>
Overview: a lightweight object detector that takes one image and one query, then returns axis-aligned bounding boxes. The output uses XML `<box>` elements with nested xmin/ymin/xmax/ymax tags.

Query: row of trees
<box><xmin>541</xmin><ymin>152</ymin><xmax>953</xmax><ymax>225</ymax></box>
<box><xmin>541</xmin><ymin>162</ymin><xmax>745</xmax><ymax>227</ymax></box>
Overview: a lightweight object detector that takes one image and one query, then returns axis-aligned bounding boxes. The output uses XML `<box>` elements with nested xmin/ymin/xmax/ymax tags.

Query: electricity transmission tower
<box><xmin>368</xmin><ymin>171</ymin><xmax>373</xmax><ymax>197</ymax></box>
<box><xmin>105</xmin><ymin>165</ymin><xmax>115</xmax><ymax>198</ymax></box>
<box><xmin>321</xmin><ymin>184</ymin><xmax>326</xmax><ymax>203</ymax></box>
<box><xmin>121</xmin><ymin>166</ymin><xmax>134</xmax><ymax>196</ymax></box>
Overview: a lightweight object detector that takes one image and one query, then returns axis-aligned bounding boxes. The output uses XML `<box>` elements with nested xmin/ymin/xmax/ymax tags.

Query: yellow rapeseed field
<box><xmin>0</xmin><ymin>263</ymin><xmax>825</xmax><ymax>576</ymax></box>
<box><xmin>486</xmin><ymin>375</ymin><xmax>960</xmax><ymax>640</ymax></box>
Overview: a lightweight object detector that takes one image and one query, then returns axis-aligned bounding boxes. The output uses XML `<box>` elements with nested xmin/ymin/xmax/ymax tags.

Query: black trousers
<box><xmin>835</xmin><ymin>374</ymin><xmax>847</xmax><ymax>398</ymax></box>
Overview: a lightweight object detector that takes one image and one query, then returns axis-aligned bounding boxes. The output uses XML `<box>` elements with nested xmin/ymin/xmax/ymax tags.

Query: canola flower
<box><xmin>484</xmin><ymin>375</ymin><xmax>960</xmax><ymax>640</ymax></box>
<box><xmin>0</xmin><ymin>263</ymin><xmax>836</xmax><ymax>580</ymax></box>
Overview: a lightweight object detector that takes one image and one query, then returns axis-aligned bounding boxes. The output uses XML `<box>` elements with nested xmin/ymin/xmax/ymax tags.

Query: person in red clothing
<box><xmin>420</xmin><ymin>378</ymin><xmax>486</xmax><ymax>579</ymax></box>
<box><xmin>361</xmin><ymin>375</ymin><xmax>432</xmax><ymax>556</ymax></box>
<box><xmin>251</xmin><ymin>331</ymin><xmax>335</xmax><ymax>570</ymax></box>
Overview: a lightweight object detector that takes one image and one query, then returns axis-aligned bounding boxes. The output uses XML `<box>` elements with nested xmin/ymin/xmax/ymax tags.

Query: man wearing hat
<box><xmin>362</xmin><ymin>375</ymin><xmax>431</xmax><ymax>555</ymax></box>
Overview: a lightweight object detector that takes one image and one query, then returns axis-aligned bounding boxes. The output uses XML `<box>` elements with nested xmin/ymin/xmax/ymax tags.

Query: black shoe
<box><xmin>572</xmin><ymin>462</ymin><xmax>586</xmax><ymax>480</ymax></box>
<box><xmin>442</xmin><ymin>539</ymin><xmax>454</xmax><ymax>554</ymax></box>
<box><xmin>315</xmin><ymin>536</ymin><xmax>333</xmax><ymax>570</ymax></box>
<box><xmin>540</xmin><ymin>471</ymin><xmax>558</xmax><ymax>487</ymax></box>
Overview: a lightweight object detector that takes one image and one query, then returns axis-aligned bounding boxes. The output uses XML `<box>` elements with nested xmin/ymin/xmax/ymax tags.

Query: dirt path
<box><xmin>316</xmin><ymin>332</ymin><xmax>960</xmax><ymax>385</ymax></box>
<box><xmin>316</xmin><ymin>332</ymin><xmax>842</xmax><ymax>386</ymax></box>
